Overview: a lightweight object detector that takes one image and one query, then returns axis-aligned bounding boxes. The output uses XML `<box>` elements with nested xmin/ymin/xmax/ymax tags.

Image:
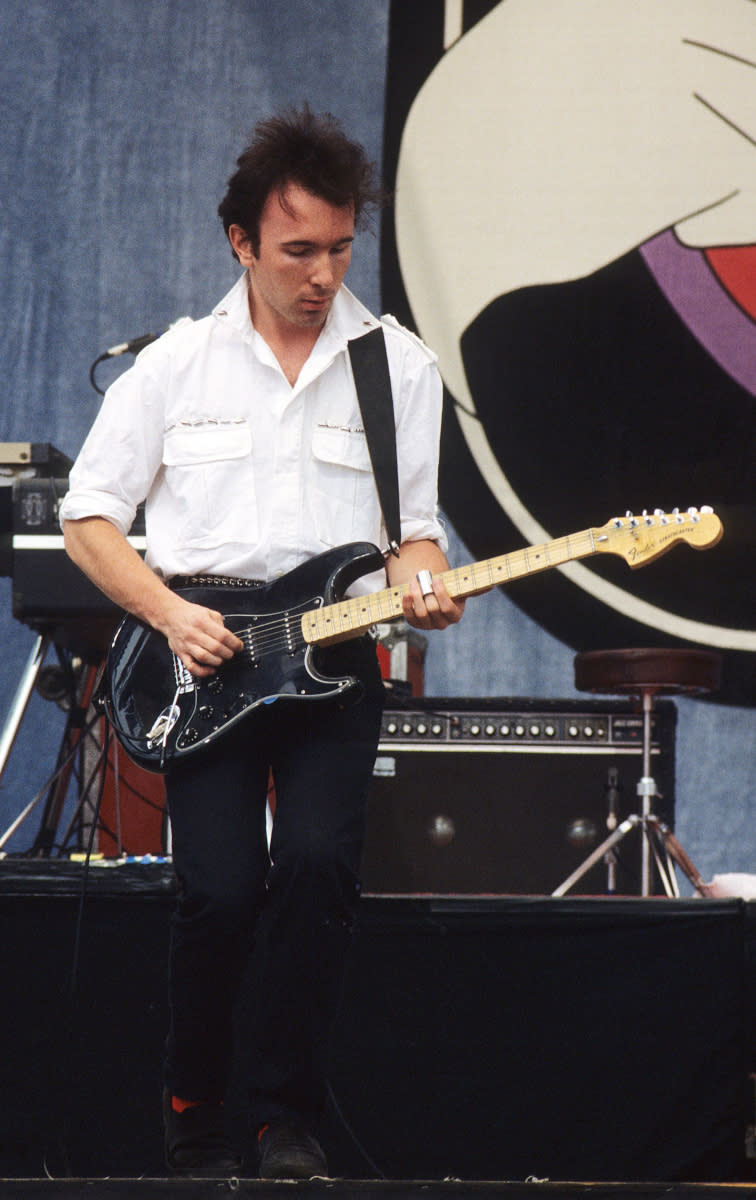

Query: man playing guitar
<box><xmin>61</xmin><ymin>105</ymin><xmax>464</xmax><ymax>1179</ymax></box>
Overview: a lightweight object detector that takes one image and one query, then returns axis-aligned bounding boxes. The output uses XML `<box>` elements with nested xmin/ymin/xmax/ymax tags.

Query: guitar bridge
<box><xmin>242</xmin><ymin>629</ymin><xmax>259</xmax><ymax>666</ymax></box>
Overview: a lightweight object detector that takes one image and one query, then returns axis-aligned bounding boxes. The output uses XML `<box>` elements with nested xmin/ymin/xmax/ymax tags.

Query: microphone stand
<box><xmin>604</xmin><ymin>765</ymin><xmax>620</xmax><ymax>894</ymax></box>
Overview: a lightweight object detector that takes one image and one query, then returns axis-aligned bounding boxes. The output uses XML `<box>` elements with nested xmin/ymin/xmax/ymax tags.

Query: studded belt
<box><xmin>170</xmin><ymin>574</ymin><xmax>265</xmax><ymax>589</ymax></box>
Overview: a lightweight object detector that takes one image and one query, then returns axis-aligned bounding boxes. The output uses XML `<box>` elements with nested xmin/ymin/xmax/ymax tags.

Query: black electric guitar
<box><xmin>102</xmin><ymin>507</ymin><xmax>722</xmax><ymax>771</ymax></box>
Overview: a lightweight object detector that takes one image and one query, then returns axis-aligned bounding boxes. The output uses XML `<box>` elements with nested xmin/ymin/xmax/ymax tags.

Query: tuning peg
<box><xmin>642</xmin><ymin>510</ymin><xmax>654</xmax><ymax>525</ymax></box>
<box><xmin>701</xmin><ymin>505</ymin><xmax>713</xmax><ymax>513</ymax></box>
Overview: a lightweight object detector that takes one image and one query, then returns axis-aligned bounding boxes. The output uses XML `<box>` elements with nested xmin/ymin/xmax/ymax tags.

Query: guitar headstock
<box><xmin>594</xmin><ymin>506</ymin><xmax>723</xmax><ymax>567</ymax></box>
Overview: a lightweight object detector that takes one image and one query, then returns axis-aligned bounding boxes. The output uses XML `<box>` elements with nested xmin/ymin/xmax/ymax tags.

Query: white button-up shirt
<box><xmin>60</xmin><ymin>274</ymin><xmax>447</xmax><ymax>594</ymax></box>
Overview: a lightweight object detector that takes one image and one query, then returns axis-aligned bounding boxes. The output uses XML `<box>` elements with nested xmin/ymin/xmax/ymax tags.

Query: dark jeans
<box><xmin>164</xmin><ymin>636</ymin><xmax>384</xmax><ymax>1132</ymax></box>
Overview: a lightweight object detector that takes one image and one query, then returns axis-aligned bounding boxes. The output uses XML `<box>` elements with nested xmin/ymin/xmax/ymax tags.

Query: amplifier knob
<box><xmin>584</xmin><ymin>725</ymin><xmax>594</xmax><ymax>738</ymax></box>
<box><xmin>514</xmin><ymin>723</ymin><xmax>526</xmax><ymax>737</ymax></box>
<box><xmin>416</xmin><ymin>722</ymin><xmax>428</xmax><ymax>736</ymax></box>
<box><xmin>385</xmin><ymin>720</ymin><xmax>398</xmax><ymax>735</ymax></box>
<box><xmin>401</xmin><ymin>722</ymin><xmax>414</xmax><ymax>736</ymax></box>
<box><xmin>568</xmin><ymin>723</ymin><xmax>580</xmax><ymax>738</ymax></box>
<box><xmin>469</xmin><ymin>723</ymin><xmax>481</xmax><ymax>736</ymax></box>
<box><xmin>529</xmin><ymin>723</ymin><xmax>541</xmax><ymax>737</ymax></box>
<box><xmin>544</xmin><ymin>724</ymin><xmax>556</xmax><ymax>737</ymax></box>
<box><xmin>484</xmin><ymin>723</ymin><xmax>496</xmax><ymax>737</ymax></box>
<box><xmin>431</xmin><ymin>722</ymin><xmax>444</xmax><ymax>736</ymax></box>
<box><xmin>499</xmin><ymin>723</ymin><xmax>511</xmax><ymax>737</ymax></box>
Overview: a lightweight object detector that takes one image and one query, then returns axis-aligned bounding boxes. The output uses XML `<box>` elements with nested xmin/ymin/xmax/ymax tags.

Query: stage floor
<box><xmin>2</xmin><ymin>1177</ymin><xmax>756</xmax><ymax>1198</ymax></box>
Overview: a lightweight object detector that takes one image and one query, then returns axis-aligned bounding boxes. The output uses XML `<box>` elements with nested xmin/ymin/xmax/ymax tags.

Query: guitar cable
<box><xmin>326</xmin><ymin>1078</ymin><xmax>386</xmax><ymax>1180</ymax></box>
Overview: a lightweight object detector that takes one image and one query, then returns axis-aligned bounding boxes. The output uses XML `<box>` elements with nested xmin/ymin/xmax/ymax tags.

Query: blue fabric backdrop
<box><xmin>0</xmin><ymin>0</ymin><xmax>753</xmax><ymax>882</ymax></box>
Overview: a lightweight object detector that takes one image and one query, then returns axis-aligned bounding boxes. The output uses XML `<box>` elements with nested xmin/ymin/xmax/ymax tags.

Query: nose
<box><xmin>309</xmin><ymin>253</ymin><xmax>335</xmax><ymax>289</ymax></box>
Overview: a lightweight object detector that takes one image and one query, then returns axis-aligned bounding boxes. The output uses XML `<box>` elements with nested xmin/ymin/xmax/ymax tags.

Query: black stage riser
<box><xmin>0</xmin><ymin>866</ymin><xmax>751</xmax><ymax>1185</ymax></box>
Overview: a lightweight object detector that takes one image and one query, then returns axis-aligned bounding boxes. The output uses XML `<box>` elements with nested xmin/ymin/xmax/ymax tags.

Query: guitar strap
<box><xmin>347</xmin><ymin>326</ymin><xmax>401</xmax><ymax>557</ymax></box>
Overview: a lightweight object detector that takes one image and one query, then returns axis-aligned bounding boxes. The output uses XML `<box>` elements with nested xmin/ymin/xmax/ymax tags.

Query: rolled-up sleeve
<box><xmin>59</xmin><ymin>356</ymin><xmax>167</xmax><ymax>534</ymax></box>
<box><xmin>386</xmin><ymin>323</ymin><xmax>448</xmax><ymax>554</ymax></box>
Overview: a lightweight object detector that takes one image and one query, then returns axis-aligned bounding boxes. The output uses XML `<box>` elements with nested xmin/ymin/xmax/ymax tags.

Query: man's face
<box><xmin>233</xmin><ymin>183</ymin><xmax>355</xmax><ymax>333</ymax></box>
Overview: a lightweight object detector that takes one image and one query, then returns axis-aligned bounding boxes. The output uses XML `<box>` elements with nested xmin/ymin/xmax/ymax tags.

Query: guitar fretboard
<box><xmin>302</xmin><ymin>527</ymin><xmax>598</xmax><ymax>646</ymax></box>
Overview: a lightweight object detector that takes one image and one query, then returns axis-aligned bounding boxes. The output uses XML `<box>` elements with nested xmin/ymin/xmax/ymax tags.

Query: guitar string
<box><xmin>227</xmin><ymin>603</ymin><xmax>370</xmax><ymax>657</ymax></box>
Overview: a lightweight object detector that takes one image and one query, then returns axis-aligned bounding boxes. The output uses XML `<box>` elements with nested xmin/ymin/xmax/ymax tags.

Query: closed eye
<box><xmin>284</xmin><ymin>239</ymin><xmax>353</xmax><ymax>258</ymax></box>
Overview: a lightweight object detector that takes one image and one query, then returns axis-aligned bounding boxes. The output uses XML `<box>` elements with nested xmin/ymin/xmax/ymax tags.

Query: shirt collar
<box><xmin>323</xmin><ymin>285</ymin><xmax>381</xmax><ymax>346</ymax></box>
<box><xmin>212</xmin><ymin>273</ymin><xmax>381</xmax><ymax>351</ymax></box>
<box><xmin>212</xmin><ymin>273</ymin><xmax>255</xmax><ymax>341</ymax></box>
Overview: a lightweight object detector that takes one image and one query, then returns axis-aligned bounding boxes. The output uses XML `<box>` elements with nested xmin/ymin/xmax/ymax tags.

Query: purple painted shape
<box><xmin>639</xmin><ymin>229</ymin><xmax>756</xmax><ymax>397</ymax></box>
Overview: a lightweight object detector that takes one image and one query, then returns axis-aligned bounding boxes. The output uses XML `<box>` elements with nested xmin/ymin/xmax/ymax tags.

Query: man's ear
<box><xmin>228</xmin><ymin>224</ymin><xmax>255</xmax><ymax>265</ymax></box>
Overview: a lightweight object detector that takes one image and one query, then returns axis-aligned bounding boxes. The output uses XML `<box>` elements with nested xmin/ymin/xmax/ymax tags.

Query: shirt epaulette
<box><xmin>379</xmin><ymin>313</ymin><xmax>438</xmax><ymax>364</ymax></box>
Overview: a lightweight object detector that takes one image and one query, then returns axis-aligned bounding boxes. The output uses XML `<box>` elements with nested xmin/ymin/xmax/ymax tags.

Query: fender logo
<box><xmin>625</xmin><ymin>522</ymin><xmax>691</xmax><ymax>562</ymax></box>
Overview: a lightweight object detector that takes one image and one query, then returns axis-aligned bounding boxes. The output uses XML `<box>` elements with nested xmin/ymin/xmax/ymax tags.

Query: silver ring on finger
<box><xmin>416</xmin><ymin>569</ymin><xmax>434</xmax><ymax>598</ymax></box>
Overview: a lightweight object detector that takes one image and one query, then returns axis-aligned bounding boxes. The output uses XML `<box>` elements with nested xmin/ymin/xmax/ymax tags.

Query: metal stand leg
<box><xmin>553</xmin><ymin>686</ymin><xmax>675</xmax><ymax>898</ymax></box>
<box><xmin>0</xmin><ymin>646</ymin><xmax>163</xmax><ymax>857</ymax></box>
<box><xmin>0</xmin><ymin>648</ymin><xmax>105</xmax><ymax>854</ymax></box>
<box><xmin>0</xmin><ymin>637</ymin><xmax>56</xmax><ymax>850</ymax></box>
<box><xmin>0</xmin><ymin>635</ymin><xmax>49</xmax><ymax>784</ymax></box>
<box><xmin>553</xmin><ymin>815</ymin><xmax>640</xmax><ymax>897</ymax></box>
<box><xmin>639</xmin><ymin>690</ymin><xmax>655</xmax><ymax>896</ymax></box>
<box><xmin>552</xmin><ymin>813</ymin><xmax>680</xmax><ymax>898</ymax></box>
<box><xmin>0</xmin><ymin>779</ymin><xmax>53</xmax><ymax>851</ymax></box>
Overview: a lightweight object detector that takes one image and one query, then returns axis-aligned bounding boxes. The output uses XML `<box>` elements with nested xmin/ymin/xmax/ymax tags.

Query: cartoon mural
<box><xmin>381</xmin><ymin>0</ymin><xmax>755</xmax><ymax>705</ymax></box>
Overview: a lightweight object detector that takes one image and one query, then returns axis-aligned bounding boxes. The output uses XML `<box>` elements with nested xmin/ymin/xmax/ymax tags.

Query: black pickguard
<box><xmin>103</xmin><ymin>541</ymin><xmax>385</xmax><ymax>772</ymax></box>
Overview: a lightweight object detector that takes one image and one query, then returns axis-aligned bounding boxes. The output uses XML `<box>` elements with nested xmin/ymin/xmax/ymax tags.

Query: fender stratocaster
<box><xmin>102</xmin><ymin>507</ymin><xmax>722</xmax><ymax>771</ymax></box>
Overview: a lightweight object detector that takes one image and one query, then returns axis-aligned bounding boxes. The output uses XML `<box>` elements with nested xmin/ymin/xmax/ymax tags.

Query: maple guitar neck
<box><xmin>302</xmin><ymin>508</ymin><xmax>723</xmax><ymax>649</ymax></box>
<box><xmin>303</xmin><ymin>529</ymin><xmax>595</xmax><ymax>647</ymax></box>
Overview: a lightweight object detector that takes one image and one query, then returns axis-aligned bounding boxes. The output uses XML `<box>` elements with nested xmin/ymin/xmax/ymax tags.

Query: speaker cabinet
<box><xmin>361</xmin><ymin>697</ymin><xmax>676</xmax><ymax>896</ymax></box>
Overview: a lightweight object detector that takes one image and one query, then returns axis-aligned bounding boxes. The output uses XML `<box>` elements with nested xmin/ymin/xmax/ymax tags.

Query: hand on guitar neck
<box><xmin>386</xmin><ymin>538</ymin><xmax>467</xmax><ymax>632</ymax></box>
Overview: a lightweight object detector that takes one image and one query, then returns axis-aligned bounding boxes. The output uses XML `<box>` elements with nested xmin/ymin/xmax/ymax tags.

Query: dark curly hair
<box><xmin>218</xmin><ymin>104</ymin><xmax>385</xmax><ymax>258</ymax></box>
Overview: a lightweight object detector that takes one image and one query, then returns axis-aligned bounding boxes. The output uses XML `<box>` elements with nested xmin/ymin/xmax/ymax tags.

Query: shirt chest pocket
<box><xmin>310</xmin><ymin>425</ymin><xmax>380</xmax><ymax>546</ymax></box>
<box><xmin>162</xmin><ymin>421</ymin><xmax>258</xmax><ymax>547</ymax></box>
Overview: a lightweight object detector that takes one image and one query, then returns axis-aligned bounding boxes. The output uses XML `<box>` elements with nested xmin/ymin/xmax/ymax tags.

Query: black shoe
<box><xmin>257</xmin><ymin>1120</ymin><xmax>329</xmax><ymax>1179</ymax></box>
<box><xmin>163</xmin><ymin>1090</ymin><xmax>242</xmax><ymax>1177</ymax></box>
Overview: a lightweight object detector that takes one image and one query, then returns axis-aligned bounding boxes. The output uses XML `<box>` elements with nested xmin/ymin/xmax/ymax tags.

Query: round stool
<box><xmin>574</xmin><ymin>647</ymin><xmax>722</xmax><ymax>698</ymax></box>
<box><xmin>553</xmin><ymin>648</ymin><xmax>722</xmax><ymax>897</ymax></box>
